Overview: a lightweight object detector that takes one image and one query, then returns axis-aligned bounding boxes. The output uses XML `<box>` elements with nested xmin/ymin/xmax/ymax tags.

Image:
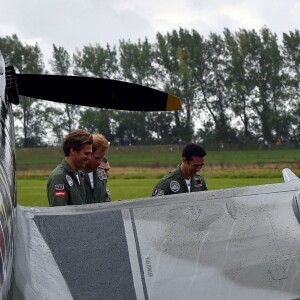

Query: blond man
<box><xmin>83</xmin><ymin>134</ymin><xmax>111</xmax><ymax>203</ymax></box>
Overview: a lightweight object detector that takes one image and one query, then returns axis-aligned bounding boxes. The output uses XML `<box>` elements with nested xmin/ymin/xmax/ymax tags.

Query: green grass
<box><xmin>108</xmin><ymin>149</ymin><xmax>300</xmax><ymax>166</ymax></box>
<box><xmin>18</xmin><ymin>179</ymin><xmax>48</xmax><ymax>206</ymax></box>
<box><xmin>17</xmin><ymin>176</ymin><xmax>284</xmax><ymax>207</ymax></box>
<box><xmin>16</xmin><ymin>146</ymin><xmax>299</xmax><ymax>206</ymax></box>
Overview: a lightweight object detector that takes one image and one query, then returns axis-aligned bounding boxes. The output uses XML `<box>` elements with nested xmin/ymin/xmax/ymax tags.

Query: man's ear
<box><xmin>69</xmin><ymin>148</ymin><xmax>76</xmax><ymax>156</ymax></box>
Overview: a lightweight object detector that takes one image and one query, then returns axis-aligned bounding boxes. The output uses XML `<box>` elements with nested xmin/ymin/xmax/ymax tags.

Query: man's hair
<box><xmin>92</xmin><ymin>133</ymin><xmax>110</xmax><ymax>153</ymax></box>
<box><xmin>63</xmin><ymin>129</ymin><xmax>93</xmax><ymax>156</ymax></box>
<box><xmin>182</xmin><ymin>143</ymin><xmax>206</xmax><ymax>162</ymax></box>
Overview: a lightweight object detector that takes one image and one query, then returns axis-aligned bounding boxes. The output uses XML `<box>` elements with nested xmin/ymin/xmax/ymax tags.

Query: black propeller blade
<box><xmin>16</xmin><ymin>74</ymin><xmax>182</xmax><ymax>111</ymax></box>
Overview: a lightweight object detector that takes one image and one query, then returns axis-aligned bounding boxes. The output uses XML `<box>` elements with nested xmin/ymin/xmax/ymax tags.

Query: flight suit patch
<box><xmin>66</xmin><ymin>175</ymin><xmax>73</xmax><ymax>186</ymax></box>
<box><xmin>55</xmin><ymin>184</ymin><xmax>64</xmax><ymax>190</ymax></box>
<box><xmin>98</xmin><ymin>173</ymin><xmax>107</xmax><ymax>180</ymax></box>
<box><xmin>54</xmin><ymin>191</ymin><xmax>66</xmax><ymax>197</ymax></box>
<box><xmin>157</xmin><ymin>189</ymin><xmax>165</xmax><ymax>196</ymax></box>
<box><xmin>194</xmin><ymin>177</ymin><xmax>203</xmax><ymax>188</ymax></box>
<box><xmin>152</xmin><ymin>188</ymin><xmax>158</xmax><ymax>196</ymax></box>
<box><xmin>152</xmin><ymin>188</ymin><xmax>165</xmax><ymax>196</ymax></box>
<box><xmin>170</xmin><ymin>181</ymin><xmax>180</xmax><ymax>193</ymax></box>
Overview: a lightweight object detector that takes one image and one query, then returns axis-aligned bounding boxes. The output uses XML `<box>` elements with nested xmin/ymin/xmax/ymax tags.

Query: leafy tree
<box><xmin>49</xmin><ymin>45</ymin><xmax>79</xmax><ymax>143</ymax></box>
<box><xmin>155</xmin><ymin>28</ymin><xmax>202</xmax><ymax>142</ymax></box>
<box><xmin>119</xmin><ymin>38</ymin><xmax>155</xmax><ymax>86</ymax></box>
<box><xmin>0</xmin><ymin>34</ymin><xmax>46</xmax><ymax>147</ymax></box>
<box><xmin>282</xmin><ymin>30</ymin><xmax>300</xmax><ymax>143</ymax></box>
<box><xmin>118</xmin><ymin>38</ymin><xmax>158</xmax><ymax>144</ymax></box>
<box><xmin>113</xmin><ymin>111</ymin><xmax>149</xmax><ymax>145</ymax></box>
<box><xmin>73</xmin><ymin>43</ymin><xmax>119</xmax><ymax>78</ymax></box>
<box><xmin>196</xmin><ymin>32</ymin><xmax>235</xmax><ymax>144</ymax></box>
<box><xmin>246</xmin><ymin>28</ymin><xmax>286</xmax><ymax>142</ymax></box>
<box><xmin>72</xmin><ymin>43</ymin><xmax>119</xmax><ymax>140</ymax></box>
<box><xmin>224</xmin><ymin>28</ymin><xmax>256</xmax><ymax>140</ymax></box>
<box><xmin>79</xmin><ymin>108</ymin><xmax>114</xmax><ymax>141</ymax></box>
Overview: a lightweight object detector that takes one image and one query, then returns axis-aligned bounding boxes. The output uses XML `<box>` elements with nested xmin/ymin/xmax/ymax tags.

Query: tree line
<box><xmin>1</xmin><ymin>27</ymin><xmax>300</xmax><ymax>147</ymax></box>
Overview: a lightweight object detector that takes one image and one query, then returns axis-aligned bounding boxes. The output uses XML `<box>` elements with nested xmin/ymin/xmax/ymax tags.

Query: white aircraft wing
<box><xmin>11</xmin><ymin>174</ymin><xmax>300</xmax><ymax>300</ymax></box>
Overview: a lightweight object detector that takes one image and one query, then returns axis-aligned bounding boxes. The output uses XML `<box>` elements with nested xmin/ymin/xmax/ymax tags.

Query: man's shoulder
<box><xmin>49</xmin><ymin>163</ymin><xmax>65</xmax><ymax>177</ymax></box>
<box><xmin>48</xmin><ymin>162</ymin><xmax>73</xmax><ymax>185</ymax></box>
<box><xmin>157</xmin><ymin>169</ymin><xmax>178</xmax><ymax>184</ymax></box>
<box><xmin>96</xmin><ymin>167</ymin><xmax>107</xmax><ymax>180</ymax></box>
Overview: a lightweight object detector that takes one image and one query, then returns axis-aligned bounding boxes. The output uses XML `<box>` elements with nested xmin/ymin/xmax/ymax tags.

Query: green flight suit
<box><xmin>83</xmin><ymin>167</ymin><xmax>111</xmax><ymax>204</ymax></box>
<box><xmin>152</xmin><ymin>164</ymin><xmax>207</xmax><ymax>196</ymax></box>
<box><xmin>47</xmin><ymin>159</ymin><xmax>87</xmax><ymax>206</ymax></box>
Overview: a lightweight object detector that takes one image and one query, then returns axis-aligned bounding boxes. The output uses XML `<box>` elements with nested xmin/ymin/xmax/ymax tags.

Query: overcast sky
<box><xmin>1</xmin><ymin>0</ymin><xmax>299</xmax><ymax>66</ymax></box>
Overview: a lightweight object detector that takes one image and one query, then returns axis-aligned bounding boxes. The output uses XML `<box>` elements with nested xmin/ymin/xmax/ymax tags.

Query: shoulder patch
<box><xmin>55</xmin><ymin>184</ymin><xmax>64</xmax><ymax>190</ymax></box>
<box><xmin>152</xmin><ymin>188</ymin><xmax>159</xmax><ymax>196</ymax></box>
<box><xmin>194</xmin><ymin>177</ymin><xmax>203</xmax><ymax>187</ymax></box>
<box><xmin>152</xmin><ymin>188</ymin><xmax>165</xmax><ymax>196</ymax></box>
<box><xmin>170</xmin><ymin>181</ymin><xmax>180</xmax><ymax>193</ymax></box>
<box><xmin>54</xmin><ymin>191</ymin><xmax>66</xmax><ymax>197</ymax></box>
<box><xmin>66</xmin><ymin>175</ymin><xmax>73</xmax><ymax>187</ymax></box>
<box><xmin>97</xmin><ymin>168</ymin><xmax>107</xmax><ymax>180</ymax></box>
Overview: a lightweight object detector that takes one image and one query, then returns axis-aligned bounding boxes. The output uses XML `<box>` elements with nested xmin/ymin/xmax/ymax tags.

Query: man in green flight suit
<box><xmin>83</xmin><ymin>133</ymin><xmax>111</xmax><ymax>203</ymax></box>
<box><xmin>152</xmin><ymin>143</ymin><xmax>207</xmax><ymax>196</ymax></box>
<box><xmin>47</xmin><ymin>129</ymin><xmax>93</xmax><ymax>206</ymax></box>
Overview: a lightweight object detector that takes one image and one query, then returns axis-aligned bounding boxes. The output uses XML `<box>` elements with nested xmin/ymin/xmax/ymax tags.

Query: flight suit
<box><xmin>83</xmin><ymin>167</ymin><xmax>111</xmax><ymax>204</ymax></box>
<box><xmin>152</xmin><ymin>164</ymin><xmax>207</xmax><ymax>196</ymax></box>
<box><xmin>47</xmin><ymin>159</ymin><xmax>87</xmax><ymax>206</ymax></box>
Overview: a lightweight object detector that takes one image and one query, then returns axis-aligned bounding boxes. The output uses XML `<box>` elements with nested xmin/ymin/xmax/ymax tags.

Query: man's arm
<box><xmin>47</xmin><ymin>174</ymin><xmax>69</xmax><ymax>206</ymax></box>
<box><xmin>152</xmin><ymin>179</ymin><xmax>169</xmax><ymax>196</ymax></box>
<box><xmin>104</xmin><ymin>187</ymin><xmax>111</xmax><ymax>202</ymax></box>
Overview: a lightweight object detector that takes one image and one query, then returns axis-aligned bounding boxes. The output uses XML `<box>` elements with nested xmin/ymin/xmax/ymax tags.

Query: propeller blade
<box><xmin>16</xmin><ymin>74</ymin><xmax>182</xmax><ymax>111</ymax></box>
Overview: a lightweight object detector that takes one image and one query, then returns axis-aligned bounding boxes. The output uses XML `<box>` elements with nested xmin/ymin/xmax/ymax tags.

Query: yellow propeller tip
<box><xmin>166</xmin><ymin>94</ymin><xmax>182</xmax><ymax>111</ymax></box>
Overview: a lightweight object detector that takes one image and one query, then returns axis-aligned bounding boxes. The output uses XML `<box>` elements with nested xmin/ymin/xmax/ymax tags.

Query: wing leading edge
<box><xmin>282</xmin><ymin>168</ymin><xmax>300</xmax><ymax>183</ymax></box>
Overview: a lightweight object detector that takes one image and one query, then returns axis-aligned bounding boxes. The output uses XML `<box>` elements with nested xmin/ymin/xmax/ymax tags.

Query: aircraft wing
<box><xmin>11</xmin><ymin>173</ymin><xmax>300</xmax><ymax>299</ymax></box>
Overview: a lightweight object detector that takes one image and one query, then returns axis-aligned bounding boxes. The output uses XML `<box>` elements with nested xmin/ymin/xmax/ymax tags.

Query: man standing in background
<box><xmin>152</xmin><ymin>143</ymin><xmax>207</xmax><ymax>196</ymax></box>
<box><xmin>47</xmin><ymin>129</ymin><xmax>93</xmax><ymax>206</ymax></box>
<box><xmin>83</xmin><ymin>134</ymin><xmax>111</xmax><ymax>203</ymax></box>
<box><xmin>100</xmin><ymin>157</ymin><xmax>111</xmax><ymax>202</ymax></box>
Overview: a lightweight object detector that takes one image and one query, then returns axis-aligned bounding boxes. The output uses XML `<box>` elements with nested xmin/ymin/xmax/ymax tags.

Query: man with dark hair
<box><xmin>83</xmin><ymin>133</ymin><xmax>111</xmax><ymax>203</ymax></box>
<box><xmin>47</xmin><ymin>129</ymin><xmax>93</xmax><ymax>206</ymax></box>
<box><xmin>152</xmin><ymin>143</ymin><xmax>207</xmax><ymax>196</ymax></box>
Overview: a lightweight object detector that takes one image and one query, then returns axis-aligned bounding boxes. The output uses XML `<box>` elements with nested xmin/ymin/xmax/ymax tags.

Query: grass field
<box><xmin>16</xmin><ymin>146</ymin><xmax>300</xmax><ymax>206</ymax></box>
<box><xmin>17</xmin><ymin>176</ymin><xmax>283</xmax><ymax>206</ymax></box>
<box><xmin>17</xmin><ymin>165</ymin><xmax>288</xmax><ymax>206</ymax></box>
<box><xmin>16</xmin><ymin>146</ymin><xmax>300</xmax><ymax>168</ymax></box>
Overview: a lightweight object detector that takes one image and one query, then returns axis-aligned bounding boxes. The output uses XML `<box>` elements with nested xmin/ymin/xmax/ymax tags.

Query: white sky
<box><xmin>1</xmin><ymin>0</ymin><xmax>299</xmax><ymax>68</ymax></box>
